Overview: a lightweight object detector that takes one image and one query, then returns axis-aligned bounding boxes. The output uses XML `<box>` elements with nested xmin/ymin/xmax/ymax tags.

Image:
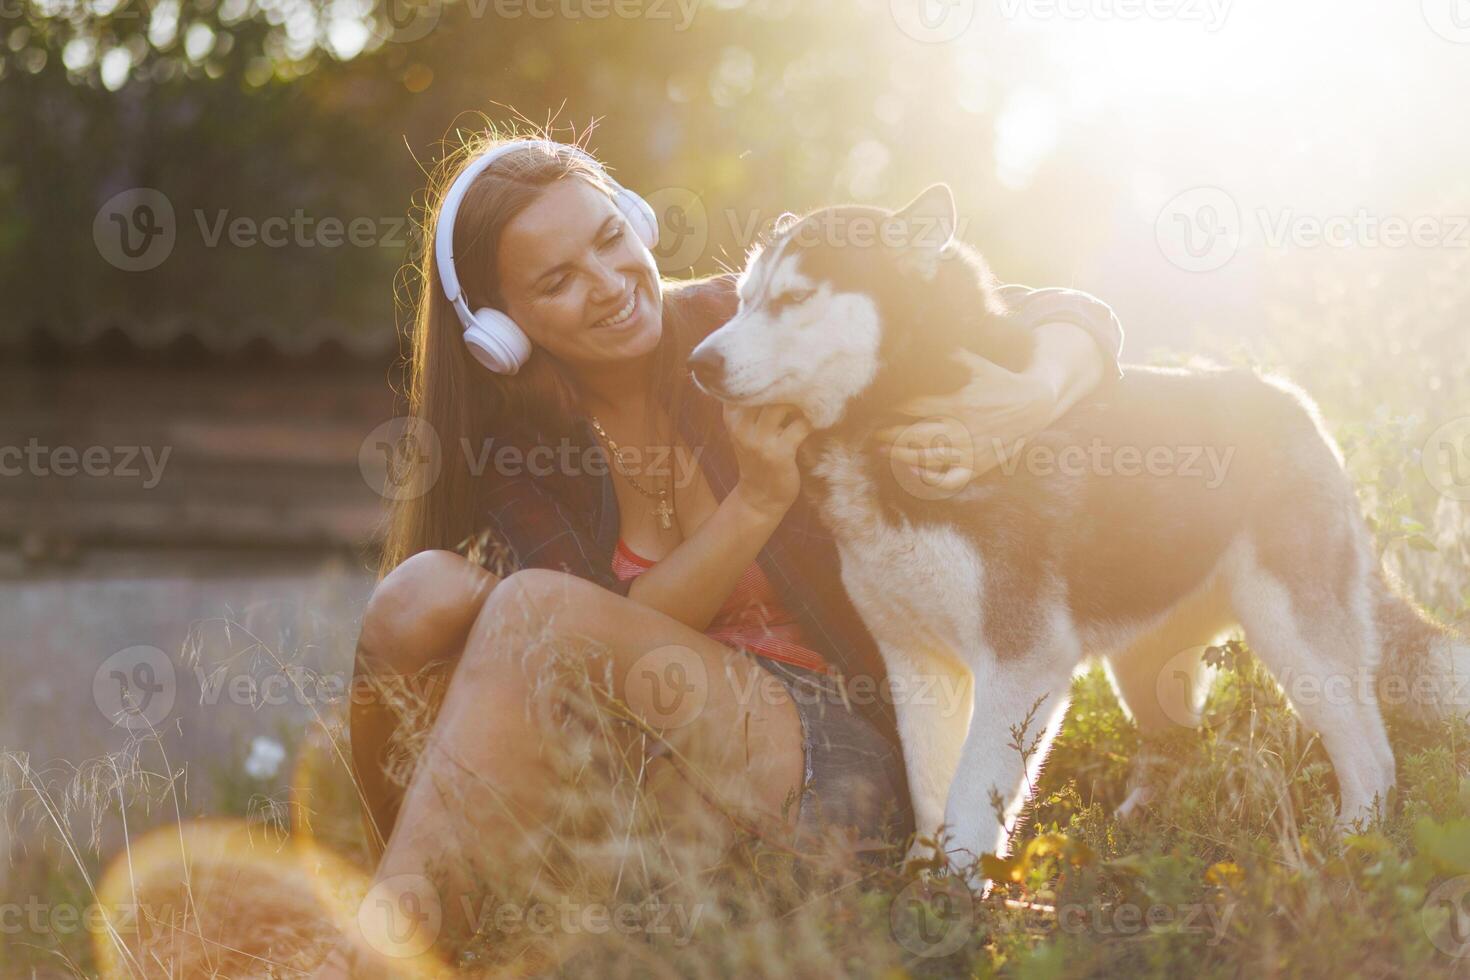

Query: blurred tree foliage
<box><xmin>0</xmin><ymin>0</ymin><xmax>1023</xmax><ymax>350</ymax></box>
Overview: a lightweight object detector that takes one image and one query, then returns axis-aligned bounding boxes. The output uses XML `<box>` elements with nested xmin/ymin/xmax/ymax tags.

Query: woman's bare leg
<box><xmin>368</xmin><ymin>567</ymin><xmax>805</xmax><ymax>943</ymax></box>
<box><xmin>350</xmin><ymin>550</ymin><xmax>500</xmax><ymax>853</ymax></box>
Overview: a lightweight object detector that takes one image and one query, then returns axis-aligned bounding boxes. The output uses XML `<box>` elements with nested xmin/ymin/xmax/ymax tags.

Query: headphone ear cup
<box><xmin>614</xmin><ymin>188</ymin><xmax>660</xmax><ymax>250</ymax></box>
<box><xmin>462</xmin><ymin>308</ymin><xmax>532</xmax><ymax>374</ymax></box>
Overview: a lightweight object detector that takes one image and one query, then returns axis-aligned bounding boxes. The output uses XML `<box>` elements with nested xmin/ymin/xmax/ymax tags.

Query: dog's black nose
<box><xmin>688</xmin><ymin>348</ymin><xmax>726</xmax><ymax>390</ymax></box>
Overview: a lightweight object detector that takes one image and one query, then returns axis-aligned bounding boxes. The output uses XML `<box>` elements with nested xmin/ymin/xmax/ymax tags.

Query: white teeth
<box><xmin>595</xmin><ymin>291</ymin><xmax>637</xmax><ymax>329</ymax></box>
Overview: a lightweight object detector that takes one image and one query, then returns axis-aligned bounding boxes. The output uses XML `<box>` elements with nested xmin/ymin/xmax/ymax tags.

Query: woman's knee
<box><xmin>479</xmin><ymin>568</ymin><xmax>606</xmax><ymax>629</ymax></box>
<box><xmin>358</xmin><ymin>549</ymin><xmax>498</xmax><ymax>674</ymax></box>
<box><xmin>456</xmin><ymin>569</ymin><xmax>614</xmax><ymax>679</ymax></box>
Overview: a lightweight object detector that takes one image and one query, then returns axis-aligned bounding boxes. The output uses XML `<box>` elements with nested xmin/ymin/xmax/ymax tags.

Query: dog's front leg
<box><xmin>884</xmin><ymin>647</ymin><xmax>974</xmax><ymax>860</ymax></box>
<box><xmin>942</xmin><ymin>651</ymin><xmax>1074</xmax><ymax>880</ymax></box>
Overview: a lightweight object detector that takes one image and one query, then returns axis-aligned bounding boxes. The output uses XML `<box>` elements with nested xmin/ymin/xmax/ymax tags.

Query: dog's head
<box><xmin>688</xmin><ymin>184</ymin><xmax>1028</xmax><ymax>431</ymax></box>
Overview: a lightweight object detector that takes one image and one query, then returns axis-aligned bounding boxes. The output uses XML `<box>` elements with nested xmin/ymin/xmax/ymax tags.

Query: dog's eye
<box><xmin>770</xmin><ymin>288</ymin><xmax>815</xmax><ymax>312</ymax></box>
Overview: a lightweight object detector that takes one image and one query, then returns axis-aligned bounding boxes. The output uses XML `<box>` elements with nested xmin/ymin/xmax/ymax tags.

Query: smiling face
<box><xmin>495</xmin><ymin>177</ymin><xmax>663</xmax><ymax>370</ymax></box>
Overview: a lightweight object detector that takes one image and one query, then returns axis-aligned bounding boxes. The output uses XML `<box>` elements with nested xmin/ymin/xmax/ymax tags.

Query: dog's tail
<box><xmin>1374</xmin><ymin>570</ymin><xmax>1470</xmax><ymax>724</ymax></box>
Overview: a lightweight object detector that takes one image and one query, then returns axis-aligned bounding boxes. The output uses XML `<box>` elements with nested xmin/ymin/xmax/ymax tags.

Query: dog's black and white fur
<box><xmin>689</xmin><ymin>185</ymin><xmax>1470</xmax><ymax>877</ymax></box>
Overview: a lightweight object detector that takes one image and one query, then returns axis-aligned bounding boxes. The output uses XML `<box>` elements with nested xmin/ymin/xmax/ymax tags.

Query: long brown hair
<box><xmin>379</xmin><ymin>127</ymin><xmax>690</xmax><ymax>577</ymax></box>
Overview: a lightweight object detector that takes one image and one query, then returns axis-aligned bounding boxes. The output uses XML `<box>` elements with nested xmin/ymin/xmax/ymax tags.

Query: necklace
<box><xmin>588</xmin><ymin>416</ymin><xmax>676</xmax><ymax>530</ymax></box>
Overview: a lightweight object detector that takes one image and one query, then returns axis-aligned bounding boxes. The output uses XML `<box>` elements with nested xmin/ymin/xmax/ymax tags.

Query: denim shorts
<box><xmin>756</xmin><ymin>658</ymin><xmax>914</xmax><ymax>852</ymax></box>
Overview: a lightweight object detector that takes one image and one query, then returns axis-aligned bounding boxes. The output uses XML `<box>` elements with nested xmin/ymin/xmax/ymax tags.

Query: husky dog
<box><xmin>688</xmin><ymin>185</ymin><xmax>1470</xmax><ymax>873</ymax></box>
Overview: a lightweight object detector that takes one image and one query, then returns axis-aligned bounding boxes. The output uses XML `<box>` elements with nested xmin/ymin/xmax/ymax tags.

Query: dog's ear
<box><xmin>889</xmin><ymin>184</ymin><xmax>956</xmax><ymax>282</ymax></box>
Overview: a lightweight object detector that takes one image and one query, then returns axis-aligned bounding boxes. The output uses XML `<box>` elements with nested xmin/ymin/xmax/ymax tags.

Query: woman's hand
<box><xmin>873</xmin><ymin>322</ymin><xmax>1107</xmax><ymax>492</ymax></box>
<box><xmin>725</xmin><ymin>403</ymin><xmax>813</xmax><ymax>519</ymax></box>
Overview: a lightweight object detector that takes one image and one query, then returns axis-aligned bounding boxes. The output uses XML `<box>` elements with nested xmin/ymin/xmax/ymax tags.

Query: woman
<box><xmin>343</xmin><ymin>132</ymin><xmax>1123</xmax><ymax>959</ymax></box>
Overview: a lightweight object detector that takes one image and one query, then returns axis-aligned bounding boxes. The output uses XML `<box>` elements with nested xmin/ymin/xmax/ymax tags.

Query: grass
<box><xmin>4</xmin><ymin>246</ymin><xmax>1469</xmax><ymax>978</ymax></box>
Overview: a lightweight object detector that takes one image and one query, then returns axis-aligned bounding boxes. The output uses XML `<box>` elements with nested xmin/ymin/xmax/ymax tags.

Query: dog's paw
<box><xmin>960</xmin><ymin>863</ymin><xmax>994</xmax><ymax>899</ymax></box>
<box><xmin>1115</xmin><ymin>747</ymin><xmax>1176</xmax><ymax>822</ymax></box>
<box><xmin>1333</xmin><ymin>793</ymin><xmax>1393</xmax><ymax>835</ymax></box>
<box><xmin>902</xmin><ymin>838</ymin><xmax>944</xmax><ymax>876</ymax></box>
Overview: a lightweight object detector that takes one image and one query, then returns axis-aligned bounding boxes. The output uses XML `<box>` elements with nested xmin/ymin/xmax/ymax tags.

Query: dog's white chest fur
<box><xmin>809</xmin><ymin>443</ymin><xmax>985</xmax><ymax>671</ymax></box>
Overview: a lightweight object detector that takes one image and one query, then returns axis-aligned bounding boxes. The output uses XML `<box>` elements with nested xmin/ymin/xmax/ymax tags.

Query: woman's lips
<box><xmin>592</xmin><ymin>288</ymin><xmax>640</xmax><ymax>330</ymax></box>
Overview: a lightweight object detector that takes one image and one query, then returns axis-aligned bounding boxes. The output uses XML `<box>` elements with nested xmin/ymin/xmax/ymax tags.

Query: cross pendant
<box><xmin>654</xmin><ymin>496</ymin><xmax>674</xmax><ymax>530</ymax></box>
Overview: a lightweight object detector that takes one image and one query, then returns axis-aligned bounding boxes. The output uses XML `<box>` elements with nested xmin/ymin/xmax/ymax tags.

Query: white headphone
<box><xmin>434</xmin><ymin>140</ymin><xmax>661</xmax><ymax>374</ymax></box>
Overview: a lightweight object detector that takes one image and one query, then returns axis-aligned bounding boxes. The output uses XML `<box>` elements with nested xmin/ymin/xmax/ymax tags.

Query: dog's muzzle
<box><xmin>687</xmin><ymin>346</ymin><xmax>727</xmax><ymax>395</ymax></box>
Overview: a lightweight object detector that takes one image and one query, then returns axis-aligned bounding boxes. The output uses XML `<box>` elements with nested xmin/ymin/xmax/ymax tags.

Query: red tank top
<box><xmin>611</xmin><ymin>540</ymin><xmax>830</xmax><ymax>673</ymax></box>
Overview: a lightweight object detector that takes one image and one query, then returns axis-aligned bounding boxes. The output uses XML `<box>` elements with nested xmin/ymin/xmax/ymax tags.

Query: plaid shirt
<box><xmin>476</xmin><ymin>274</ymin><xmax>1125</xmax><ymax>737</ymax></box>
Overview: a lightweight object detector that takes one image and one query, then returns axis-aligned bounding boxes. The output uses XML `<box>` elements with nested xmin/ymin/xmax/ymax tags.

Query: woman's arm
<box><xmin>624</xmin><ymin>483</ymin><xmax>784</xmax><ymax>631</ymax></box>
<box><xmin>1031</xmin><ymin>320</ymin><xmax>1110</xmax><ymax>421</ymax></box>
<box><xmin>625</xmin><ymin>404</ymin><xmax>810</xmax><ymax>632</ymax></box>
<box><xmin>995</xmin><ymin>284</ymin><xmax>1125</xmax><ymax>384</ymax></box>
<box><xmin>484</xmin><ymin>456</ymin><xmax>793</xmax><ymax>634</ymax></box>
